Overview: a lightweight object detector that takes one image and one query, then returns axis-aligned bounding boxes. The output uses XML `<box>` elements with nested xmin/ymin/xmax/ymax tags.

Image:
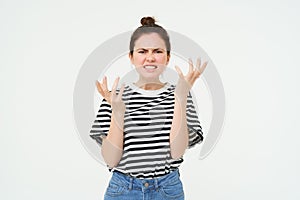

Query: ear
<box><xmin>166</xmin><ymin>54</ymin><xmax>170</xmax><ymax>65</ymax></box>
<box><xmin>128</xmin><ymin>52</ymin><xmax>133</xmax><ymax>64</ymax></box>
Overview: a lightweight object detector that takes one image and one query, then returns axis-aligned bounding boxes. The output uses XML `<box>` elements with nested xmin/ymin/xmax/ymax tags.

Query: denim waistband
<box><xmin>110</xmin><ymin>170</ymin><xmax>180</xmax><ymax>191</ymax></box>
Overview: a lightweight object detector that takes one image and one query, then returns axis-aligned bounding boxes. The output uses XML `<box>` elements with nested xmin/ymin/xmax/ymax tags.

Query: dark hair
<box><xmin>129</xmin><ymin>16</ymin><xmax>171</xmax><ymax>56</ymax></box>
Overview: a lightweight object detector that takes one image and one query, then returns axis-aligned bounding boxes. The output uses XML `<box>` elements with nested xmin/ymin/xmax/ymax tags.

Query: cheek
<box><xmin>157</xmin><ymin>54</ymin><xmax>168</xmax><ymax>61</ymax></box>
<box><xmin>132</xmin><ymin>56</ymin><xmax>145</xmax><ymax>64</ymax></box>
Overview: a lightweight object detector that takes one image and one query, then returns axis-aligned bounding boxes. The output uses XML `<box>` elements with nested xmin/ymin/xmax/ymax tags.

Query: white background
<box><xmin>1</xmin><ymin>0</ymin><xmax>300</xmax><ymax>199</ymax></box>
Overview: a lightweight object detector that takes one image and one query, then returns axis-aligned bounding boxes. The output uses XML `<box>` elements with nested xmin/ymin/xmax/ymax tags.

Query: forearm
<box><xmin>169</xmin><ymin>96</ymin><xmax>189</xmax><ymax>159</ymax></box>
<box><xmin>101</xmin><ymin>111</ymin><xmax>124</xmax><ymax>168</ymax></box>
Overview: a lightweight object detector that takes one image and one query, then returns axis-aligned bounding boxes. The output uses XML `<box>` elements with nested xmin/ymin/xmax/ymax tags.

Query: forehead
<box><xmin>134</xmin><ymin>33</ymin><xmax>166</xmax><ymax>49</ymax></box>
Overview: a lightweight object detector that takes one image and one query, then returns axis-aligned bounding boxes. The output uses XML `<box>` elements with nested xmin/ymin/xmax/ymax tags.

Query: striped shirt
<box><xmin>90</xmin><ymin>82</ymin><xmax>203</xmax><ymax>179</ymax></box>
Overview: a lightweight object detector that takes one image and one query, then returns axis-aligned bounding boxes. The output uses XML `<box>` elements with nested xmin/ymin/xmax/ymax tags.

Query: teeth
<box><xmin>144</xmin><ymin>65</ymin><xmax>157</xmax><ymax>69</ymax></box>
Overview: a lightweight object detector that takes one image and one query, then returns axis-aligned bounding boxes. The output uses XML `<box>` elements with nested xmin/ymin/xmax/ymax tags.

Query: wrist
<box><xmin>111</xmin><ymin>111</ymin><xmax>125</xmax><ymax>131</ymax></box>
<box><xmin>174</xmin><ymin>88</ymin><xmax>190</xmax><ymax>100</ymax></box>
<box><xmin>174</xmin><ymin>95</ymin><xmax>188</xmax><ymax>105</ymax></box>
<box><xmin>174</xmin><ymin>91</ymin><xmax>188</xmax><ymax>100</ymax></box>
<box><xmin>112</xmin><ymin>110</ymin><xmax>125</xmax><ymax>117</ymax></box>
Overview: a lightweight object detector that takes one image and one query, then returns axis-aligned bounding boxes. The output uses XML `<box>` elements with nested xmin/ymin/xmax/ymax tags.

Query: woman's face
<box><xmin>129</xmin><ymin>33</ymin><xmax>170</xmax><ymax>81</ymax></box>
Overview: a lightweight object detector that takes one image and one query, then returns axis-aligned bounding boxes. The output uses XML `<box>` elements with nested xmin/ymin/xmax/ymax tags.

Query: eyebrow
<box><xmin>135</xmin><ymin>48</ymin><xmax>166</xmax><ymax>51</ymax></box>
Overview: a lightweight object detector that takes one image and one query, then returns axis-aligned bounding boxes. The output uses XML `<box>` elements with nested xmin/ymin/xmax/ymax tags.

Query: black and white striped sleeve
<box><xmin>89</xmin><ymin>99</ymin><xmax>112</xmax><ymax>146</ymax></box>
<box><xmin>186</xmin><ymin>92</ymin><xmax>204</xmax><ymax>148</ymax></box>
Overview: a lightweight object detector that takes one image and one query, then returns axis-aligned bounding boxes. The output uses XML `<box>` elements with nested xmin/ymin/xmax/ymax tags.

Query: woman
<box><xmin>90</xmin><ymin>16</ymin><xmax>208</xmax><ymax>200</ymax></box>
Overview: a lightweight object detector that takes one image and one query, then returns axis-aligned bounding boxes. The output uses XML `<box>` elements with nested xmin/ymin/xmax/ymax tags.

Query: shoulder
<box><xmin>167</xmin><ymin>83</ymin><xmax>176</xmax><ymax>91</ymax></box>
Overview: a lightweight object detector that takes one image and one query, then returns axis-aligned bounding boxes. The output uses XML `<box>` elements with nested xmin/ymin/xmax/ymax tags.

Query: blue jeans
<box><xmin>103</xmin><ymin>170</ymin><xmax>184</xmax><ymax>200</ymax></box>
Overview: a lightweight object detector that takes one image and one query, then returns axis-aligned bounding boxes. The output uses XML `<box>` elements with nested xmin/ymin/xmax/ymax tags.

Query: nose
<box><xmin>146</xmin><ymin>52</ymin><xmax>155</xmax><ymax>62</ymax></box>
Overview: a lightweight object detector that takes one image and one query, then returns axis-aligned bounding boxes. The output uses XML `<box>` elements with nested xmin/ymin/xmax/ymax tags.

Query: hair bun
<box><xmin>140</xmin><ymin>16</ymin><xmax>156</xmax><ymax>26</ymax></box>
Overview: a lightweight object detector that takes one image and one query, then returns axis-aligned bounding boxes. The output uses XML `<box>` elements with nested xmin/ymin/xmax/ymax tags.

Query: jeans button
<box><xmin>144</xmin><ymin>182</ymin><xmax>149</xmax><ymax>187</ymax></box>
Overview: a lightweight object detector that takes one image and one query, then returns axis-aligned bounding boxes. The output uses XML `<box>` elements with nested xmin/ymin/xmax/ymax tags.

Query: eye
<box><xmin>154</xmin><ymin>50</ymin><xmax>164</xmax><ymax>53</ymax></box>
<box><xmin>137</xmin><ymin>49</ymin><xmax>148</xmax><ymax>54</ymax></box>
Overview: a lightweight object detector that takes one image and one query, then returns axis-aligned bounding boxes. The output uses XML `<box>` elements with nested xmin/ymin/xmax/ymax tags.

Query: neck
<box><xmin>135</xmin><ymin>79</ymin><xmax>165</xmax><ymax>90</ymax></box>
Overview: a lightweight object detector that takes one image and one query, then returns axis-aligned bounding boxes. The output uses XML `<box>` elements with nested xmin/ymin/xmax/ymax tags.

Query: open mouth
<box><xmin>143</xmin><ymin>65</ymin><xmax>158</xmax><ymax>69</ymax></box>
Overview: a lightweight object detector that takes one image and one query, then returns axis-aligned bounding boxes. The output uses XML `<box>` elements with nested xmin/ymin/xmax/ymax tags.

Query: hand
<box><xmin>174</xmin><ymin>57</ymin><xmax>208</xmax><ymax>99</ymax></box>
<box><xmin>96</xmin><ymin>76</ymin><xmax>126</xmax><ymax>114</ymax></box>
<box><xmin>96</xmin><ymin>76</ymin><xmax>112</xmax><ymax>104</ymax></box>
<box><xmin>110</xmin><ymin>77</ymin><xmax>126</xmax><ymax>115</ymax></box>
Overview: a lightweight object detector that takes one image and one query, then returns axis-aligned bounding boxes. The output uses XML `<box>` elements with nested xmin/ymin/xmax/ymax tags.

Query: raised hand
<box><xmin>174</xmin><ymin>57</ymin><xmax>208</xmax><ymax>100</ymax></box>
<box><xmin>96</xmin><ymin>76</ymin><xmax>112</xmax><ymax>104</ymax></box>
<box><xmin>110</xmin><ymin>77</ymin><xmax>126</xmax><ymax>114</ymax></box>
<box><xmin>96</xmin><ymin>76</ymin><xmax>125</xmax><ymax>114</ymax></box>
